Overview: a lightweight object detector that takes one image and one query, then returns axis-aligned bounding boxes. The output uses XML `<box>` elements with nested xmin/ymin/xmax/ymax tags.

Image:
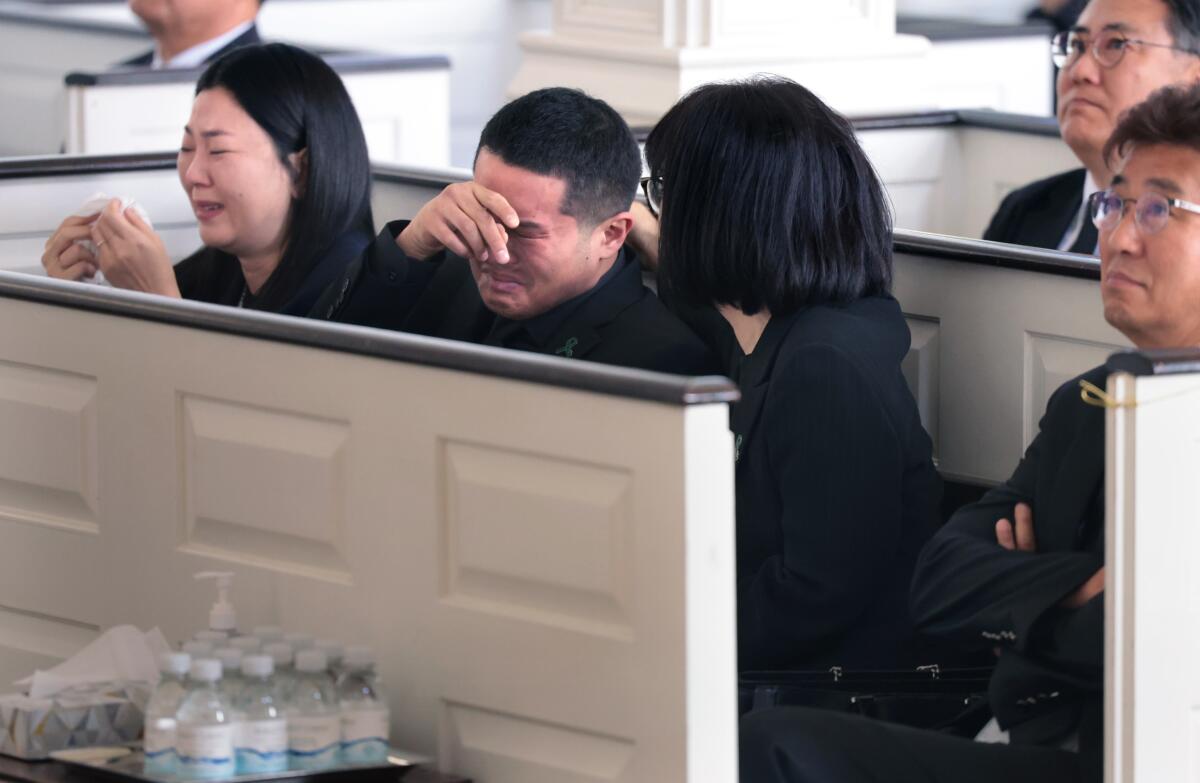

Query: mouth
<box><xmin>192</xmin><ymin>200</ymin><xmax>224</xmax><ymax>221</ymax></box>
<box><xmin>1104</xmin><ymin>270</ymin><xmax>1145</xmax><ymax>290</ymax></box>
<box><xmin>480</xmin><ymin>267</ymin><xmax>524</xmax><ymax>294</ymax></box>
<box><xmin>1063</xmin><ymin>96</ymin><xmax>1104</xmax><ymax>114</ymax></box>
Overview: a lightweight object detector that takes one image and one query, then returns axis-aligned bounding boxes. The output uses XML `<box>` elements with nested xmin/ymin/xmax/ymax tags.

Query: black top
<box><xmin>175</xmin><ymin>231</ymin><xmax>371</xmax><ymax>317</ymax></box>
<box><xmin>323</xmin><ymin>221</ymin><xmax>721</xmax><ymax>376</ymax></box>
<box><xmin>120</xmin><ymin>23</ymin><xmax>262</xmax><ymax>68</ymax></box>
<box><xmin>911</xmin><ymin>365</ymin><xmax>1105</xmax><ymax>776</ymax></box>
<box><xmin>685</xmin><ymin>296</ymin><xmax>944</xmax><ymax>671</ymax></box>
<box><xmin>983</xmin><ymin>168</ymin><xmax>1091</xmax><ymax>252</ymax></box>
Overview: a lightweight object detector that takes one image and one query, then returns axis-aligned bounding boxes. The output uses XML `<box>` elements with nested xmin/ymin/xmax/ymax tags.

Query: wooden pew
<box><xmin>0</xmin><ymin>270</ymin><xmax>738</xmax><ymax>781</ymax></box>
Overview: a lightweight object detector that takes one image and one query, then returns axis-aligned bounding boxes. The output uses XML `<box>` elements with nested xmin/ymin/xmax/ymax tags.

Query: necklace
<box><xmin>237</xmin><ymin>284</ymin><xmax>248</xmax><ymax>308</ymax></box>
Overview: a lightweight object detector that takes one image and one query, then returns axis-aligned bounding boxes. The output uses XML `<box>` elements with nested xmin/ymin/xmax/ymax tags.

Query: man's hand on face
<box><xmin>995</xmin><ymin>502</ymin><xmax>1037</xmax><ymax>553</ymax></box>
<box><xmin>397</xmin><ymin>182</ymin><xmax>519</xmax><ymax>264</ymax></box>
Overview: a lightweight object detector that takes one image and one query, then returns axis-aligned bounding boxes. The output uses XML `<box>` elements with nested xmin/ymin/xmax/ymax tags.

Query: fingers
<box><xmin>473</xmin><ymin>186</ymin><xmax>519</xmax><ymax>229</ymax></box>
<box><xmin>42</xmin><ymin>219</ymin><xmax>100</xmax><ymax>278</ymax></box>
<box><xmin>1014</xmin><ymin>503</ymin><xmax>1036</xmax><ymax>552</ymax></box>
<box><xmin>995</xmin><ymin>519</ymin><xmax>1015</xmax><ymax>551</ymax></box>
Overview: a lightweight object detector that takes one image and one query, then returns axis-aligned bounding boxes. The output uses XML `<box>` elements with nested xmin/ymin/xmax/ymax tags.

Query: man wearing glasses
<box><xmin>740</xmin><ymin>82</ymin><xmax>1200</xmax><ymax>783</ymax></box>
<box><xmin>984</xmin><ymin>0</ymin><xmax>1200</xmax><ymax>255</ymax></box>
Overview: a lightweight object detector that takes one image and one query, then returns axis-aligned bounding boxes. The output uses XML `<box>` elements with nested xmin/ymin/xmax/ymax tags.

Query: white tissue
<box><xmin>71</xmin><ymin>192</ymin><xmax>155</xmax><ymax>286</ymax></box>
<box><xmin>14</xmin><ymin>625</ymin><xmax>171</xmax><ymax>699</ymax></box>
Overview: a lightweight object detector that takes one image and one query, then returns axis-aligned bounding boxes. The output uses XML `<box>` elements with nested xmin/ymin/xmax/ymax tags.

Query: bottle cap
<box><xmin>213</xmin><ymin>647</ymin><xmax>242</xmax><ymax>672</ymax></box>
<box><xmin>160</xmin><ymin>652</ymin><xmax>191</xmax><ymax>676</ymax></box>
<box><xmin>241</xmin><ymin>655</ymin><xmax>274</xmax><ymax>678</ymax></box>
<box><xmin>190</xmin><ymin>658</ymin><xmax>222</xmax><ymax>683</ymax></box>
<box><xmin>263</xmin><ymin>642</ymin><xmax>293</xmax><ymax>666</ymax></box>
<box><xmin>294</xmin><ymin>649</ymin><xmax>328</xmax><ymax>673</ymax></box>
<box><xmin>181</xmin><ymin>641</ymin><xmax>213</xmax><ymax>657</ymax></box>
<box><xmin>193</xmin><ymin>630</ymin><xmax>228</xmax><ymax>643</ymax></box>
<box><xmin>343</xmin><ymin>646</ymin><xmax>375</xmax><ymax>670</ymax></box>
<box><xmin>230</xmin><ymin>637</ymin><xmax>261</xmax><ymax>653</ymax></box>
<box><xmin>254</xmin><ymin>626</ymin><xmax>284</xmax><ymax>641</ymax></box>
<box><xmin>314</xmin><ymin>639</ymin><xmax>343</xmax><ymax>661</ymax></box>
<box><xmin>283</xmin><ymin>632</ymin><xmax>313</xmax><ymax>650</ymax></box>
<box><xmin>194</xmin><ymin>572</ymin><xmax>237</xmax><ymax>632</ymax></box>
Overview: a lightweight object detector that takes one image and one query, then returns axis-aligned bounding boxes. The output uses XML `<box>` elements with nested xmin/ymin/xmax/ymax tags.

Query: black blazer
<box><xmin>713</xmin><ymin>296</ymin><xmax>943</xmax><ymax>671</ymax></box>
<box><xmin>175</xmin><ymin>230</ymin><xmax>371</xmax><ymax>317</ymax></box>
<box><xmin>984</xmin><ymin>168</ymin><xmax>1088</xmax><ymax>251</ymax></box>
<box><xmin>910</xmin><ymin>365</ymin><xmax>1106</xmax><ymax>775</ymax></box>
<box><xmin>121</xmin><ymin>24</ymin><xmax>262</xmax><ymax>68</ymax></box>
<box><xmin>322</xmin><ymin>221</ymin><xmax>721</xmax><ymax>375</ymax></box>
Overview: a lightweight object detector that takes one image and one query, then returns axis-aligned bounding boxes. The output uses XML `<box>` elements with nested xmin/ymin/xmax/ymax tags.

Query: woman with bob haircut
<box><xmin>43</xmin><ymin>43</ymin><xmax>376</xmax><ymax>316</ymax></box>
<box><xmin>630</xmin><ymin>76</ymin><xmax>942</xmax><ymax>672</ymax></box>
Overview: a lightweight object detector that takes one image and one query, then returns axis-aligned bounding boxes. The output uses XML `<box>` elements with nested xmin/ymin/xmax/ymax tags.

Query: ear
<box><xmin>592</xmin><ymin>211</ymin><xmax>634</xmax><ymax>255</ymax></box>
<box><xmin>287</xmin><ymin>148</ymin><xmax>309</xmax><ymax>199</ymax></box>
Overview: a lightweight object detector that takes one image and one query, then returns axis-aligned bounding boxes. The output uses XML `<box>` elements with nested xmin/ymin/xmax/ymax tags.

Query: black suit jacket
<box><xmin>911</xmin><ymin>365</ymin><xmax>1106</xmax><ymax>774</ymax></box>
<box><xmin>121</xmin><ymin>23</ymin><xmax>262</xmax><ymax>68</ymax></box>
<box><xmin>322</xmin><ymin>221</ymin><xmax>721</xmax><ymax>376</ymax></box>
<box><xmin>706</xmin><ymin>296</ymin><xmax>943</xmax><ymax>671</ymax></box>
<box><xmin>984</xmin><ymin>168</ymin><xmax>1087</xmax><ymax>251</ymax></box>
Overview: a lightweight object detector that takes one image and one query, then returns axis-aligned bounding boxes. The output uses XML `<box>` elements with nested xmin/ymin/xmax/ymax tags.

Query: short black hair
<box><xmin>196</xmin><ymin>43</ymin><xmax>373</xmax><ymax>312</ymax></box>
<box><xmin>1105</xmin><ymin>82</ymin><xmax>1200</xmax><ymax>165</ymax></box>
<box><xmin>476</xmin><ymin>87</ymin><xmax>640</xmax><ymax>226</ymax></box>
<box><xmin>646</xmin><ymin>76</ymin><xmax>893</xmax><ymax>315</ymax></box>
<box><xmin>1165</xmin><ymin>0</ymin><xmax>1200</xmax><ymax>52</ymax></box>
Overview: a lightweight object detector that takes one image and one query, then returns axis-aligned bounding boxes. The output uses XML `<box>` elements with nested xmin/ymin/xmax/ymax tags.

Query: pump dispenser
<box><xmin>195</xmin><ymin>572</ymin><xmax>237</xmax><ymax>634</ymax></box>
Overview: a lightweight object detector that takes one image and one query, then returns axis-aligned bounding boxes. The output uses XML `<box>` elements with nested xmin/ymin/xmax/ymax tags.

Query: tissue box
<box><xmin>0</xmin><ymin>681</ymin><xmax>150</xmax><ymax>760</ymax></box>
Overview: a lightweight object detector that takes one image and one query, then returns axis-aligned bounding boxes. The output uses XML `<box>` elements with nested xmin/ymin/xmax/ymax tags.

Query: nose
<box><xmin>1103</xmin><ymin>203</ymin><xmax>1142</xmax><ymax>259</ymax></box>
<box><xmin>1065</xmin><ymin>45</ymin><xmax>1102</xmax><ymax>85</ymax></box>
<box><xmin>179</xmin><ymin>151</ymin><xmax>210</xmax><ymax>188</ymax></box>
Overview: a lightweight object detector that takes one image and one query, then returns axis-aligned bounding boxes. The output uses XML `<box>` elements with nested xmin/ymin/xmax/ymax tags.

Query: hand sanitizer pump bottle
<box><xmin>287</xmin><ymin>650</ymin><xmax>341</xmax><ymax>770</ymax></box>
<box><xmin>195</xmin><ymin>571</ymin><xmax>238</xmax><ymax>636</ymax></box>
<box><xmin>143</xmin><ymin>652</ymin><xmax>191</xmax><ymax>776</ymax></box>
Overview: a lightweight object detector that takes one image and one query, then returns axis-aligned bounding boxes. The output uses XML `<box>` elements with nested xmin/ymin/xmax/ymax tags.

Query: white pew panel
<box><xmin>0</xmin><ymin>278</ymin><xmax>738</xmax><ymax>781</ymax></box>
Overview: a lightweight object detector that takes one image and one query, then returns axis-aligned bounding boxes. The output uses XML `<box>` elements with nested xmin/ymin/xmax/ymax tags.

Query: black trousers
<box><xmin>740</xmin><ymin>708</ymin><xmax>1086</xmax><ymax>783</ymax></box>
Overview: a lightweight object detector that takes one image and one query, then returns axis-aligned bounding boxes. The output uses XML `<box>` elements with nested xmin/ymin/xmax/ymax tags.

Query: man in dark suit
<box><xmin>325</xmin><ymin>87</ymin><xmax>719</xmax><ymax>376</ymax></box>
<box><xmin>739</xmin><ymin>82</ymin><xmax>1200</xmax><ymax>783</ymax></box>
<box><xmin>122</xmin><ymin>0</ymin><xmax>263</xmax><ymax>69</ymax></box>
<box><xmin>984</xmin><ymin>0</ymin><xmax>1200</xmax><ymax>254</ymax></box>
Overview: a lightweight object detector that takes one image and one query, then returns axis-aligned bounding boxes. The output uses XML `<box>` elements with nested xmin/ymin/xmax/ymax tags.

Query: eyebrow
<box><xmin>1071</xmin><ymin>22</ymin><xmax>1136</xmax><ymax>34</ymax></box>
<box><xmin>182</xmin><ymin>126</ymin><xmax>232</xmax><ymax>138</ymax></box>
<box><xmin>1147</xmin><ymin>177</ymin><xmax>1183</xmax><ymax>195</ymax></box>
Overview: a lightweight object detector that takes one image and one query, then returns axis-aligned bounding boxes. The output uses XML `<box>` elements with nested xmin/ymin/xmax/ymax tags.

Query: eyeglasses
<box><xmin>1089</xmin><ymin>189</ymin><xmax>1200</xmax><ymax>234</ymax></box>
<box><xmin>640</xmin><ymin>175</ymin><xmax>663</xmax><ymax>217</ymax></box>
<box><xmin>1051</xmin><ymin>30</ymin><xmax>1200</xmax><ymax>69</ymax></box>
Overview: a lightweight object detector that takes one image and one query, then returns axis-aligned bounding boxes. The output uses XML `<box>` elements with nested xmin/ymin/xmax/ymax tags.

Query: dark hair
<box><xmin>1165</xmin><ymin>0</ymin><xmax>1200</xmax><ymax>53</ymax></box>
<box><xmin>195</xmin><ymin>43</ymin><xmax>373</xmax><ymax>312</ymax></box>
<box><xmin>476</xmin><ymin>87</ymin><xmax>640</xmax><ymax>226</ymax></box>
<box><xmin>646</xmin><ymin>76</ymin><xmax>892</xmax><ymax>315</ymax></box>
<box><xmin>1105</xmin><ymin>82</ymin><xmax>1200</xmax><ymax>165</ymax></box>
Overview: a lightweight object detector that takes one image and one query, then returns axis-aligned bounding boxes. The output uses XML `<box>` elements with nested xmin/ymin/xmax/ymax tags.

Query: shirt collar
<box><xmin>152</xmin><ymin>20</ymin><xmax>254</xmax><ymax>69</ymax></box>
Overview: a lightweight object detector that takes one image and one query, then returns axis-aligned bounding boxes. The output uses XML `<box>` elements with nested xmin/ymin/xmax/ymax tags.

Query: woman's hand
<box><xmin>42</xmin><ymin>214</ymin><xmax>100</xmax><ymax>281</ymax></box>
<box><xmin>627</xmin><ymin>201</ymin><xmax>661</xmax><ymax>271</ymax></box>
<box><xmin>91</xmin><ymin>199</ymin><xmax>181</xmax><ymax>298</ymax></box>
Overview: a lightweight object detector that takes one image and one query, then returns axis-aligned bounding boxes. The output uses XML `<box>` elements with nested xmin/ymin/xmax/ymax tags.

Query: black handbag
<box><xmin>739</xmin><ymin>665</ymin><xmax>994</xmax><ymax>737</ymax></box>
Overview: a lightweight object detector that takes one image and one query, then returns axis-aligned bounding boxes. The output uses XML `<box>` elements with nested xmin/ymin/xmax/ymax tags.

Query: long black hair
<box><xmin>646</xmin><ymin>76</ymin><xmax>892</xmax><ymax>315</ymax></box>
<box><xmin>195</xmin><ymin>43</ymin><xmax>373</xmax><ymax>312</ymax></box>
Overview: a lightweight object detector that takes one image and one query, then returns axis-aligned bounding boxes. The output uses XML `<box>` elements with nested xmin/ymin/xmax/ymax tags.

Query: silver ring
<box><xmin>95</xmin><ymin>239</ymin><xmax>107</xmax><ymax>247</ymax></box>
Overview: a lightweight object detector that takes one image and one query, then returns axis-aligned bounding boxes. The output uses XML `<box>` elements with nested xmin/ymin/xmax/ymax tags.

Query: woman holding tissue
<box><xmin>41</xmin><ymin>43</ymin><xmax>375</xmax><ymax>316</ymax></box>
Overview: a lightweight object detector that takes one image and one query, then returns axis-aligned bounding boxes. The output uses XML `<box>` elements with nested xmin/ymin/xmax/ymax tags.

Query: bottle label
<box><xmin>176</xmin><ymin>724</ymin><xmax>235</xmax><ymax>779</ymax></box>
<box><xmin>340</xmin><ymin>707</ymin><xmax>390</xmax><ymax>763</ymax></box>
<box><xmin>236</xmin><ymin>718</ymin><xmax>289</xmax><ymax>773</ymax></box>
<box><xmin>288</xmin><ymin>714</ymin><xmax>340</xmax><ymax>769</ymax></box>
<box><xmin>143</xmin><ymin>717</ymin><xmax>176</xmax><ymax>774</ymax></box>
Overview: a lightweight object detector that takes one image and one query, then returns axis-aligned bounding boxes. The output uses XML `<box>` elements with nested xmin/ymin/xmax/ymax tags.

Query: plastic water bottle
<box><xmin>254</xmin><ymin>625</ymin><xmax>284</xmax><ymax>643</ymax></box>
<box><xmin>143</xmin><ymin>652</ymin><xmax>191</xmax><ymax>776</ymax></box>
<box><xmin>234</xmin><ymin>655</ymin><xmax>288</xmax><ymax>774</ymax></box>
<box><xmin>314</xmin><ymin>639</ymin><xmax>343</xmax><ymax>680</ymax></box>
<box><xmin>181</xmin><ymin>640</ymin><xmax>213</xmax><ymax>658</ymax></box>
<box><xmin>193</xmin><ymin>630</ymin><xmax>229</xmax><ymax>645</ymax></box>
<box><xmin>337</xmin><ymin>647</ymin><xmax>390</xmax><ymax>764</ymax></box>
<box><xmin>230</xmin><ymin>636</ymin><xmax>261</xmax><ymax>655</ymax></box>
<box><xmin>284</xmin><ymin>632</ymin><xmax>314</xmax><ymax>651</ymax></box>
<box><xmin>287</xmin><ymin>650</ymin><xmax>340</xmax><ymax>769</ymax></box>
<box><xmin>263</xmin><ymin>642</ymin><xmax>296</xmax><ymax>702</ymax></box>
<box><xmin>174</xmin><ymin>659</ymin><xmax>236</xmax><ymax>780</ymax></box>
<box><xmin>213</xmin><ymin>647</ymin><xmax>244</xmax><ymax>704</ymax></box>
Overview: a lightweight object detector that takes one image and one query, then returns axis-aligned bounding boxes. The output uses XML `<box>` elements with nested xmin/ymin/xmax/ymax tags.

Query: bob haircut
<box><xmin>1104</xmin><ymin>82</ymin><xmax>1200</xmax><ymax>167</ymax></box>
<box><xmin>195</xmin><ymin>43</ymin><xmax>373</xmax><ymax>312</ymax></box>
<box><xmin>645</xmin><ymin>76</ymin><xmax>893</xmax><ymax>315</ymax></box>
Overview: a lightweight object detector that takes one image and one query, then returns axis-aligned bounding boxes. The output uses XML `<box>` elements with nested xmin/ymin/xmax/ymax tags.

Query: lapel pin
<box><xmin>555</xmin><ymin>337</ymin><xmax>579</xmax><ymax>358</ymax></box>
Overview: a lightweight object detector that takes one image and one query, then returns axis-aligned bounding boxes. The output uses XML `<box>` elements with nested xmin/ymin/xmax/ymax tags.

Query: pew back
<box><xmin>0</xmin><ymin>274</ymin><xmax>738</xmax><ymax>782</ymax></box>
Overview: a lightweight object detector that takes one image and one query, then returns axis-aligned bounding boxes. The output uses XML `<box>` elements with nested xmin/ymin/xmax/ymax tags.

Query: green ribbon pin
<box><xmin>555</xmin><ymin>337</ymin><xmax>579</xmax><ymax>358</ymax></box>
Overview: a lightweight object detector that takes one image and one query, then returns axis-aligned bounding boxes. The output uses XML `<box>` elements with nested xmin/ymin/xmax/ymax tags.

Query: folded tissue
<box><xmin>71</xmin><ymin>192</ymin><xmax>154</xmax><ymax>286</ymax></box>
<box><xmin>0</xmin><ymin>625</ymin><xmax>170</xmax><ymax>759</ymax></box>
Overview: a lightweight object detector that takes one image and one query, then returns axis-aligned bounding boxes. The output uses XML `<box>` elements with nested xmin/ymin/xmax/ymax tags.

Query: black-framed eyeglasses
<box><xmin>1051</xmin><ymin>30</ymin><xmax>1200</xmax><ymax>69</ymax></box>
<box><xmin>640</xmin><ymin>175</ymin><xmax>663</xmax><ymax>217</ymax></box>
<box><xmin>1089</xmin><ymin>189</ymin><xmax>1200</xmax><ymax>234</ymax></box>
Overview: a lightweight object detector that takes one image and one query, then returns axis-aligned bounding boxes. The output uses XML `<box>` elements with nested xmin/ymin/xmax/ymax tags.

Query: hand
<box><xmin>397</xmin><ymin>182</ymin><xmax>518</xmax><ymax>263</ymax></box>
<box><xmin>91</xmin><ymin>199</ymin><xmax>180</xmax><ymax>297</ymax></box>
<box><xmin>42</xmin><ymin>214</ymin><xmax>100</xmax><ymax>281</ymax></box>
<box><xmin>627</xmin><ymin>201</ymin><xmax>661</xmax><ymax>271</ymax></box>
<box><xmin>1061</xmin><ymin>567</ymin><xmax>1105</xmax><ymax>609</ymax></box>
<box><xmin>995</xmin><ymin>502</ymin><xmax>1036</xmax><ymax>552</ymax></box>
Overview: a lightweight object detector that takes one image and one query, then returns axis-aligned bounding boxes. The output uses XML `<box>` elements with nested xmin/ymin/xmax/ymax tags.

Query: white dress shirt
<box><xmin>151</xmin><ymin>20</ymin><xmax>255</xmax><ymax>70</ymax></box>
<box><xmin>1055</xmin><ymin>171</ymin><xmax>1101</xmax><ymax>255</ymax></box>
